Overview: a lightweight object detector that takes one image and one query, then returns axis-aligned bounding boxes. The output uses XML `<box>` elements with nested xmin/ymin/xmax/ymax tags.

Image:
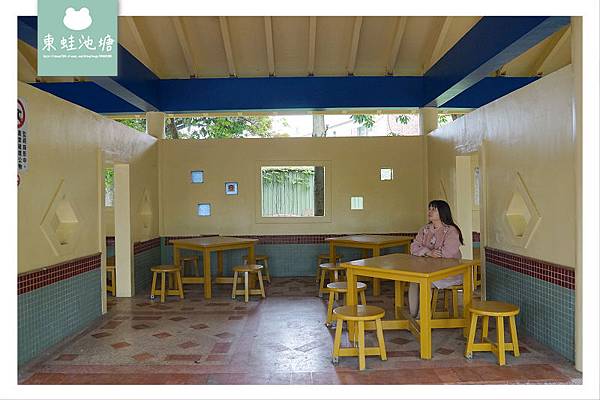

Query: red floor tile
<box><xmin>211</xmin><ymin>342</ymin><xmax>233</xmax><ymax>354</ymax></box>
<box><xmin>131</xmin><ymin>353</ymin><xmax>154</xmax><ymax>362</ymax></box>
<box><xmin>178</xmin><ymin>341</ymin><xmax>200</xmax><ymax>349</ymax></box>
<box><xmin>152</xmin><ymin>332</ymin><xmax>173</xmax><ymax>339</ymax></box>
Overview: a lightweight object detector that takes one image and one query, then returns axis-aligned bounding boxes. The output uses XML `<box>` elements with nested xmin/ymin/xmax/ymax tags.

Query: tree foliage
<box><xmin>350</xmin><ymin>114</ymin><xmax>375</xmax><ymax>128</ymax></box>
<box><xmin>116</xmin><ymin>118</ymin><xmax>146</xmax><ymax>133</ymax></box>
<box><xmin>165</xmin><ymin>116</ymin><xmax>272</xmax><ymax>139</ymax></box>
<box><xmin>115</xmin><ymin>116</ymin><xmax>273</xmax><ymax>139</ymax></box>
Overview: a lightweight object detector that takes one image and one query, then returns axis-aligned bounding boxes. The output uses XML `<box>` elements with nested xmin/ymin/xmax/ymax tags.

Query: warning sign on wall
<box><xmin>18</xmin><ymin>98</ymin><xmax>28</xmax><ymax>171</ymax></box>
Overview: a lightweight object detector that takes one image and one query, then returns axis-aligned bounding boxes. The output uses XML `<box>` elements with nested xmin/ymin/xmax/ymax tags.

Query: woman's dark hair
<box><xmin>429</xmin><ymin>200</ymin><xmax>464</xmax><ymax>245</ymax></box>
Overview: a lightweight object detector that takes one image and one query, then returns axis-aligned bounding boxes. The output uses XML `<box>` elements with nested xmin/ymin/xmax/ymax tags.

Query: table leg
<box><xmin>203</xmin><ymin>249</ymin><xmax>212</xmax><ymax>299</ymax></box>
<box><xmin>346</xmin><ymin>268</ymin><xmax>358</xmax><ymax>342</ymax></box>
<box><xmin>248</xmin><ymin>245</ymin><xmax>256</xmax><ymax>265</ymax></box>
<box><xmin>462</xmin><ymin>264</ymin><xmax>473</xmax><ymax>337</ymax></box>
<box><xmin>217</xmin><ymin>251</ymin><xmax>224</xmax><ymax>277</ymax></box>
<box><xmin>394</xmin><ymin>281</ymin><xmax>404</xmax><ymax>319</ymax></box>
<box><xmin>329</xmin><ymin>242</ymin><xmax>336</xmax><ymax>265</ymax></box>
<box><xmin>419</xmin><ymin>278</ymin><xmax>432</xmax><ymax>359</ymax></box>
<box><xmin>372</xmin><ymin>247</ymin><xmax>381</xmax><ymax>296</ymax></box>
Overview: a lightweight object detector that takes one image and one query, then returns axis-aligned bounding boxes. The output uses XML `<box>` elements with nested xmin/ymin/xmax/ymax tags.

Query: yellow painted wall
<box><xmin>427</xmin><ymin>65</ymin><xmax>575</xmax><ymax>267</ymax></box>
<box><xmin>105</xmin><ymin>205</ymin><xmax>115</xmax><ymax>236</ymax></box>
<box><xmin>471</xmin><ymin>153</ymin><xmax>480</xmax><ymax>233</ymax></box>
<box><xmin>17</xmin><ymin>82</ymin><xmax>159</xmax><ymax>273</ymax></box>
<box><xmin>160</xmin><ymin>137</ymin><xmax>427</xmax><ymax>235</ymax></box>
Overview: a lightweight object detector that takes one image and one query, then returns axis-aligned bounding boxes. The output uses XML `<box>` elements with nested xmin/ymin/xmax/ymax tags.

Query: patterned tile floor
<box><xmin>19</xmin><ymin>277</ymin><xmax>581</xmax><ymax>385</ymax></box>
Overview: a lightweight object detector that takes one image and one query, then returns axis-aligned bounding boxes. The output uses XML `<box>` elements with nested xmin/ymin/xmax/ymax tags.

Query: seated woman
<box><xmin>408</xmin><ymin>200</ymin><xmax>464</xmax><ymax>318</ymax></box>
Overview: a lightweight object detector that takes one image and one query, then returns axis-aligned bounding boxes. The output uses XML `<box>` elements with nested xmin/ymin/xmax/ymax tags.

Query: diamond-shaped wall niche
<box><xmin>40</xmin><ymin>180</ymin><xmax>83</xmax><ymax>256</ymax></box>
<box><xmin>504</xmin><ymin>173</ymin><xmax>541</xmax><ymax>248</ymax></box>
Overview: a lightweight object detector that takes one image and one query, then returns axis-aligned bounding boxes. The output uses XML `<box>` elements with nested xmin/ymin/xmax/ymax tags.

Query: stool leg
<box><xmin>160</xmin><ymin>272</ymin><xmax>166</xmax><ymax>303</ymax></box>
<box><xmin>432</xmin><ymin>288</ymin><xmax>439</xmax><ymax>316</ymax></box>
<box><xmin>464</xmin><ymin>314</ymin><xmax>479</xmax><ymax>358</ymax></box>
<box><xmin>358</xmin><ymin>320</ymin><xmax>366</xmax><ymax>370</ymax></box>
<box><xmin>444</xmin><ymin>289</ymin><xmax>449</xmax><ymax>311</ymax></box>
<box><xmin>150</xmin><ymin>272</ymin><xmax>157</xmax><ymax>299</ymax></box>
<box><xmin>452</xmin><ymin>288</ymin><xmax>459</xmax><ymax>318</ymax></box>
<box><xmin>244</xmin><ymin>271</ymin><xmax>249</xmax><ymax>303</ymax></box>
<box><xmin>326</xmin><ymin>291</ymin><xmax>335</xmax><ymax>324</ymax></box>
<box><xmin>496</xmin><ymin>316</ymin><xmax>506</xmax><ymax>366</ymax></box>
<box><xmin>318</xmin><ymin>269</ymin><xmax>326</xmax><ymax>298</ymax></box>
<box><xmin>509</xmin><ymin>315</ymin><xmax>520</xmax><ymax>357</ymax></box>
<box><xmin>359</xmin><ymin>290</ymin><xmax>367</xmax><ymax>306</ymax></box>
<box><xmin>176</xmin><ymin>271</ymin><xmax>184</xmax><ymax>299</ymax></box>
<box><xmin>257</xmin><ymin>271</ymin><xmax>266</xmax><ymax>298</ymax></box>
<box><xmin>264</xmin><ymin>259</ymin><xmax>271</xmax><ymax>283</ymax></box>
<box><xmin>375</xmin><ymin>318</ymin><xmax>387</xmax><ymax>361</ymax></box>
<box><xmin>232</xmin><ymin>271</ymin><xmax>239</xmax><ymax>299</ymax></box>
<box><xmin>316</xmin><ymin>257</ymin><xmax>323</xmax><ymax>282</ymax></box>
<box><xmin>482</xmin><ymin>316</ymin><xmax>489</xmax><ymax>340</ymax></box>
<box><xmin>332</xmin><ymin>318</ymin><xmax>343</xmax><ymax>363</ymax></box>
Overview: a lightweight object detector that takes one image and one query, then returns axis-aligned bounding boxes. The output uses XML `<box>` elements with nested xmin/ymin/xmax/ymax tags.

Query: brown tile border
<box><xmin>165</xmin><ymin>233</ymin><xmax>416</xmax><ymax>246</ymax></box>
<box><xmin>485</xmin><ymin>247</ymin><xmax>575</xmax><ymax>290</ymax></box>
<box><xmin>133</xmin><ymin>237</ymin><xmax>161</xmax><ymax>255</ymax></box>
<box><xmin>18</xmin><ymin>253</ymin><xmax>101</xmax><ymax>295</ymax></box>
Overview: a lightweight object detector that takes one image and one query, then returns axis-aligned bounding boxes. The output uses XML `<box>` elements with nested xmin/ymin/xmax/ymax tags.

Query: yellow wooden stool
<box><xmin>325</xmin><ymin>281</ymin><xmax>368</xmax><ymax>325</ymax></box>
<box><xmin>432</xmin><ymin>261</ymin><xmax>482</xmax><ymax>318</ymax></box>
<box><xmin>332</xmin><ymin>305</ymin><xmax>387</xmax><ymax>370</ymax></box>
<box><xmin>465</xmin><ymin>300</ymin><xmax>520</xmax><ymax>366</ymax></box>
<box><xmin>232</xmin><ymin>264</ymin><xmax>266</xmax><ymax>303</ymax></box>
<box><xmin>243</xmin><ymin>255</ymin><xmax>271</xmax><ymax>283</ymax></box>
<box><xmin>315</xmin><ymin>253</ymin><xmax>342</xmax><ymax>282</ymax></box>
<box><xmin>106</xmin><ymin>265</ymin><xmax>116</xmax><ymax>296</ymax></box>
<box><xmin>106</xmin><ymin>256</ymin><xmax>116</xmax><ymax>296</ymax></box>
<box><xmin>318</xmin><ymin>263</ymin><xmax>346</xmax><ymax>298</ymax></box>
<box><xmin>180</xmin><ymin>255</ymin><xmax>200</xmax><ymax>276</ymax></box>
<box><xmin>150</xmin><ymin>265</ymin><xmax>185</xmax><ymax>303</ymax></box>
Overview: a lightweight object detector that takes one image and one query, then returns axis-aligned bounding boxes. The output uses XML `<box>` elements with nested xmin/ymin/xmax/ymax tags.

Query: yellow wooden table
<box><xmin>343</xmin><ymin>253</ymin><xmax>476</xmax><ymax>360</ymax></box>
<box><xmin>171</xmin><ymin>236</ymin><xmax>258</xmax><ymax>299</ymax></box>
<box><xmin>325</xmin><ymin>235</ymin><xmax>413</xmax><ymax>296</ymax></box>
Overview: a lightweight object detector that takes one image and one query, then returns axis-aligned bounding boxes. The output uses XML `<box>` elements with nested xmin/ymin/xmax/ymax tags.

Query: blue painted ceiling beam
<box><xmin>30</xmin><ymin>76</ymin><xmax>536</xmax><ymax>113</ymax></box>
<box><xmin>159</xmin><ymin>76</ymin><xmax>424</xmax><ymax>113</ymax></box>
<box><xmin>441</xmin><ymin>76</ymin><xmax>539</xmax><ymax>109</ymax></box>
<box><xmin>32</xmin><ymin>81</ymin><xmax>145</xmax><ymax>114</ymax></box>
<box><xmin>423</xmin><ymin>16</ymin><xmax>570</xmax><ymax>107</ymax></box>
<box><xmin>18</xmin><ymin>16</ymin><xmax>159</xmax><ymax>112</ymax></box>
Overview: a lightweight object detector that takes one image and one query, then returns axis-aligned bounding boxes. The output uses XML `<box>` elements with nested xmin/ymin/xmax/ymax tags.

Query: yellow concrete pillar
<box><xmin>114</xmin><ymin>164</ymin><xmax>134</xmax><ymax>297</ymax></box>
<box><xmin>455</xmin><ymin>156</ymin><xmax>473</xmax><ymax>260</ymax></box>
<box><xmin>571</xmin><ymin>16</ymin><xmax>582</xmax><ymax>373</ymax></box>
<box><xmin>146</xmin><ymin>112</ymin><xmax>165</xmax><ymax>139</ymax></box>
<box><xmin>419</xmin><ymin>107</ymin><xmax>438</xmax><ymax>135</ymax></box>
